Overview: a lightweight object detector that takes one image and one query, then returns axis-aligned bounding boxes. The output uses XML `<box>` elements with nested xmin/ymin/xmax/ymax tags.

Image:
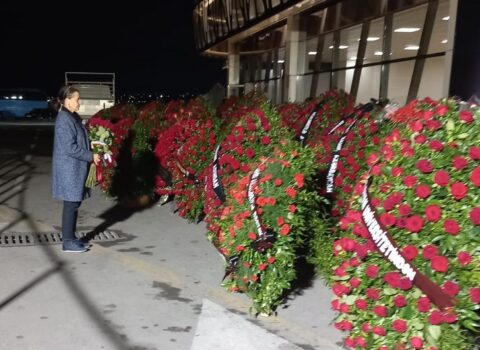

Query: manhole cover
<box><xmin>0</xmin><ymin>230</ymin><xmax>122</xmax><ymax>247</ymax></box>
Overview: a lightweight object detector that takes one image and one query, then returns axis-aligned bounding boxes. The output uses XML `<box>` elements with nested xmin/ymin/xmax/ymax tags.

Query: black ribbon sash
<box><xmin>325</xmin><ymin>103</ymin><xmax>374</xmax><ymax>194</ymax></box>
<box><xmin>361</xmin><ymin>175</ymin><xmax>454</xmax><ymax>310</ymax></box>
<box><xmin>212</xmin><ymin>143</ymin><xmax>226</xmax><ymax>203</ymax></box>
<box><xmin>298</xmin><ymin>100</ymin><xmax>326</xmax><ymax>146</ymax></box>
<box><xmin>247</xmin><ymin>167</ymin><xmax>275</xmax><ymax>252</ymax></box>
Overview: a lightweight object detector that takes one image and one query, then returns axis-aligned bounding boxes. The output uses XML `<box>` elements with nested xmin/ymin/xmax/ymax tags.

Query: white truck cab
<box><xmin>65</xmin><ymin>72</ymin><xmax>115</xmax><ymax>118</ymax></box>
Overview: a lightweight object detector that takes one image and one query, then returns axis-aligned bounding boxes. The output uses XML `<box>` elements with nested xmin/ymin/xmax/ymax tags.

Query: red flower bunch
<box><xmin>330</xmin><ymin>98</ymin><xmax>480</xmax><ymax>349</ymax></box>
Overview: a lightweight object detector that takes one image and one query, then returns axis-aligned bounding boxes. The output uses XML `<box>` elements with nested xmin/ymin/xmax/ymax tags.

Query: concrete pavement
<box><xmin>0</xmin><ymin>132</ymin><xmax>345</xmax><ymax>350</ymax></box>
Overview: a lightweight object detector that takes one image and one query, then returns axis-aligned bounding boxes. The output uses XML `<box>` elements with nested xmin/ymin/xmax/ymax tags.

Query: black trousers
<box><xmin>62</xmin><ymin>200</ymin><xmax>82</xmax><ymax>241</ymax></box>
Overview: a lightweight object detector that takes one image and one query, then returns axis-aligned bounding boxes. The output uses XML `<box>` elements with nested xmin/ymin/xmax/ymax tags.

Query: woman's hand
<box><xmin>93</xmin><ymin>153</ymin><xmax>101</xmax><ymax>166</ymax></box>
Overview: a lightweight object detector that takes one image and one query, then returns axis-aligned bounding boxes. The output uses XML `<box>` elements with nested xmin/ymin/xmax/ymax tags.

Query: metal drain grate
<box><xmin>0</xmin><ymin>230</ymin><xmax>121</xmax><ymax>247</ymax></box>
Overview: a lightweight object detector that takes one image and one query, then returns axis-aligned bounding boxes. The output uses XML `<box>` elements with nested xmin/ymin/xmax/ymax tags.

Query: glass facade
<box><xmin>195</xmin><ymin>0</ymin><xmax>456</xmax><ymax>104</ymax></box>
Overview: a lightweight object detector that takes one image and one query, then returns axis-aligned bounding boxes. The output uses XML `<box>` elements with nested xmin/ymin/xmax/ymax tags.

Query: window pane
<box><xmin>391</xmin><ymin>4</ymin><xmax>427</xmax><ymax>60</ymax></box>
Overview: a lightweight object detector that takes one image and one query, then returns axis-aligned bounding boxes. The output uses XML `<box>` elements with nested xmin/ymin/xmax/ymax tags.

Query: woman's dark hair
<box><xmin>58</xmin><ymin>85</ymin><xmax>80</xmax><ymax>102</ymax></box>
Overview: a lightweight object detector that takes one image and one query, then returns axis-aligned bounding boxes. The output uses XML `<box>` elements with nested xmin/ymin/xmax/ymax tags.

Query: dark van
<box><xmin>0</xmin><ymin>88</ymin><xmax>52</xmax><ymax>119</ymax></box>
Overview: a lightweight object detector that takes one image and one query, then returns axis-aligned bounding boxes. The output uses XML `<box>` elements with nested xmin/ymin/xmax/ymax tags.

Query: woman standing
<box><xmin>52</xmin><ymin>85</ymin><xmax>100</xmax><ymax>252</ymax></box>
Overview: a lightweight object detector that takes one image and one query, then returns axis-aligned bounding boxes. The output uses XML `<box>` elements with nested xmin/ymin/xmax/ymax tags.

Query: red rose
<box><xmin>279</xmin><ymin>223</ymin><xmax>290</xmax><ymax>236</ymax></box>
<box><xmin>451</xmin><ymin>182</ymin><xmax>468</xmax><ymax>200</ymax></box>
<box><xmin>344</xmin><ymin>337</ymin><xmax>355</xmax><ymax>348</ymax></box>
<box><xmin>294</xmin><ymin>173</ymin><xmax>304</xmax><ymax>188</ymax></box>
<box><xmin>399</xmin><ymin>277</ymin><xmax>413</xmax><ymax>290</ymax></box>
<box><xmin>398</xmin><ymin>204</ymin><xmax>412</xmax><ymax>216</ymax></box>
<box><xmin>414</xmin><ymin>134</ymin><xmax>427</xmax><ymax>144</ymax></box>
<box><xmin>410</xmin><ymin>337</ymin><xmax>424</xmax><ymax>349</ymax></box>
<box><xmin>355</xmin><ymin>299</ymin><xmax>368</xmax><ymax>310</ymax></box>
<box><xmin>470</xmin><ymin>287</ymin><xmax>480</xmax><ymax>303</ymax></box>
<box><xmin>380</xmin><ymin>213</ymin><xmax>396</xmax><ymax>227</ymax></box>
<box><xmin>403</xmin><ymin>175</ymin><xmax>417</xmax><ymax>187</ymax></box>
<box><xmin>350</xmin><ymin>277</ymin><xmax>361</xmax><ymax>288</ymax></box>
<box><xmin>274</xmin><ymin>178</ymin><xmax>282</xmax><ymax>186</ymax></box>
<box><xmin>416</xmin><ymin>159</ymin><xmax>433</xmax><ymax>173</ymax></box>
<box><xmin>372</xmin><ymin>326</ymin><xmax>386</xmax><ymax>336</ymax></box>
<box><xmin>402</xmin><ymin>245</ymin><xmax>418</xmax><ymax>260</ymax></box>
<box><xmin>429</xmin><ymin>139</ymin><xmax>444</xmax><ymax>151</ymax></box>
<box><xmin>426</xmin><ymin>119</ymin><xmax>442</xmax><ymax>131</ymax></box>
<box><xmin>406</xmin><ymin>215</ymin><xmax>424</xmax><ymax>233</ymax></box>
<box><xmin>394</xmin><ymin>295</ymin><xmax>407</xmax><ymax>307</ymax></box>
<box><xmin>443</xmin><ymin>311</ymin><xmax>458</xmax><ymax>323</ymax></box>
<box><xmin>416</xmin><ymin>184</ymin><xmax>431</xmax><ymax>199</ymax></box>
<box><xmin>366</xmin><ymin>288</ymin><xmax>380</xmax><ymax>300</ymax></box>
<box><xmin>417</xmin><ymin>296</ymin><xmax>431</xmax><ymax>312</ymax></box>
<box><xmin>436</xmin><ymin>105</ymin><xmax>449</xmax><ymax>116</ymax></box>
<box><xmin>392</xmin><ymin>167</ymin><xmax>404</xmax><ymax>177</ymax></box>
<box><xmin>285</xmin><ymin>187</ymin><xmax>296</xmax><ymax>198</ymax></box>
<box><xmin>443</xmin><ymin>280</ymin><xmax>460</xmax><ymax>296</ymax></box>
<box><xmin>335</xmin><ymin>320</ymin><xmax>353</xmax><ymax>331</ymax></box>
<box><xmin>470</xmin><ymin>146</ymin><xmax>480</xmax><ymax>160</ymax></box>
<box><xmin>429</xmin><ymin>310</ymin><xmax>443</xmax><ymax>325</ymax></box>
<box><xmin>384</xmin><ymin>271</ymin><xmax>402</xmax><ymax>288</ymax></box>
<box><xmin>431</xmin><ymin>255</ymin><xmax>449</xmax><ymax>272</ymax></box>
<box><xmin>410</xmin><ymin>120</ymin><xmax>424</xmax><ymax>132</ymax></box>
<box><xmin>434</xmin><ymin>170</ymin><xmax>450</xmax><ymax>186</ymax></box>
<box><xmin>471</xmin><ymin>167</ymin><xmax>480</xmax><ymax>187</ymax></box>
<box><xmin>443</xmin><ymin>219</ymin><xmax>460</xmax><ymax>235</ymax></box>
<box><xmin>288</xmin><ymin>204</ymin><xmax>296</xmax><ymax>213</ymax></box>
<box><xmin>469</xmin><ymin>207</ymin><xmax>480</xmax><ymax>225</ymax></box>
<box><xmin>246</xmin><ymin>148</ymin><xmax>255</xmax><ymax>158</ymax></box>
<box><xmin>392</xmin><ymin>319</ymin><xmax>408</xmax><ymax>333</ymax></box>
<box><xmin>457</xmin><ymin>251</ymin><xmax>472</xmax><ymax>266</ymax></box>
<box><xmin>366</xmin><ymin>265</ymin><xmax>379</xmax><ymax>278</ymax></box>
<box><xmin>373</xmin><ymin>305</ymin><xmax>388</xmax><ymax>317</ymax></box>
<box><xmin>459</xmin><ymin>110</ymin><xmax>474</xmax><ymax>123</ymax></box>
<box><xmin>452</xmin><ymin>156</ymin><xmax>468</xmax><ymax>170</ymax></box>
<box><xmin>261</xmin><ymin>136</ymin><xmax>271</xmax><ymax>145</ymax></box>
<box><xmin>425</xmin><ymin>205</ymin><xmax>442</xmax><ymax>222</ymax></box>
<box><xmin>423</xmin><ymin>245</ymin><xmax>438</xmax><ymax>259</ymax></box>
<box><xmin>355</xmin><ymin>336</ymin><xmax>367</xmax><ymax>348</ymax></box>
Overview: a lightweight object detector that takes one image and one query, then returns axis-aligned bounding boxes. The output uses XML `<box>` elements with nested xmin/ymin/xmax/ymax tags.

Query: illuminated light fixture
<box><xmin>357</xmin><ymin>37</ymin><xmax>380</xmax><ymax>42</ymax></box>
<box><xmin>404</xmin><ymin>45</ymin><xmax>420</xmax><ymax>50</ymax></box>
<box><xmin>12</xmin><ymin>95</ymin><xmax>18</xmax><ymax>100</ymax></box>
<box><xmin>441</xmin><ymin>39</ymin><xmax>448</xmax><ymax>44</ymax></box>
<box><xmin>394</xmin><ymin>27</ymin><xmax>420</xmax><ymax>33</ymax></box>
<box><xmin>329</xmin><ymin>45</ymin><xmax>349</xmax><ymax>49</ymax></box>
<box><xmin>374</xmin><ymin>51</ymin><xmax>383</xmax><ymax>56</ymax></box>
<box><xmin>349</xmin><ymin>57</ymin><xmax>357</xmax><ymax>61</ymax></box>
<box><xmin>277</xmin><ymin>59</ymin><xmax>285</xmax><ymax>63</ymax></box>
<box><xmin>308</xmin><ymin>51</ymin><xmax>317</xmax><ymax>55</ymax></box>
<box><xmin>442</xmin><ymin>16</ymin><xmax>450</xmax><ymax>21</ymax></box>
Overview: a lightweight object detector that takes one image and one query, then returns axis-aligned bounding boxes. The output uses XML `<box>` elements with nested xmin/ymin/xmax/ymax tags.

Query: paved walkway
<box><xmin>0</xmin><ymin>147</ymin><xmax>344</xmax><ymax>349</ymax></box>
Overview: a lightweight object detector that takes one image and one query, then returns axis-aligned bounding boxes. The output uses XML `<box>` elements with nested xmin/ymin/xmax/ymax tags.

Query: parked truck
<box><xmin>65</xmin><ymin>72</ymin><xmax>115</xmax><ymax>118</ymax></box>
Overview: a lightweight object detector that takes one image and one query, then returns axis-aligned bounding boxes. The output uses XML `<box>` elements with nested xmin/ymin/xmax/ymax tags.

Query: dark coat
<box><xmin>52</xmin><ymin>107</ymin><xmax>92</xmax><ymax>202</ymax></box>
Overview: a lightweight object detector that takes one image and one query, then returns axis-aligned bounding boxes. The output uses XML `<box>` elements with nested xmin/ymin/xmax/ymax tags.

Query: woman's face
<box><xmin>65</xmin><ymin>91</ymin><xmax>80</xmax><ymax>112</ymax></box>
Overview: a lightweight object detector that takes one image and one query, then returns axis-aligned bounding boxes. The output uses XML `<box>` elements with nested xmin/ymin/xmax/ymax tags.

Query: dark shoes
<box><xmin>62</xmin><ymin>239</ymin><xmax>88</xmax><ymax>253</ymax></box>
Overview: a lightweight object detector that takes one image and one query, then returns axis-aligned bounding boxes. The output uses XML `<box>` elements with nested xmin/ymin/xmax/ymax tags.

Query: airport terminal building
<box><xmin>193</xmin><ymin>0</ymin><xmax>478</xmax><ymax>105</ymax></box>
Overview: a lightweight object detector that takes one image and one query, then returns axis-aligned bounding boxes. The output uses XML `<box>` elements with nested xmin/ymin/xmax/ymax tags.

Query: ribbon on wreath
<box><xmin>211</xmin><ymin>143</ymin><xmax>226</xmax><ymax>203</ymax></box>
<box><xmin>298</xmin><ymin>100</ymin><xmax>325</xmax><ymax>146</ymax></box>
<box><xmin>361</xmin><ymin>174</ymin><xmax>455</xmax><ymax>310</ymax></box>
<box><xmin>325</xmin><ymin>103</ymin><xmax>374</xmax><ymax>194</ymax></box>
<box><xmin>247</xmin><ymin>167</ymin><xmax>275</xmax><ymax>252</ymax></box>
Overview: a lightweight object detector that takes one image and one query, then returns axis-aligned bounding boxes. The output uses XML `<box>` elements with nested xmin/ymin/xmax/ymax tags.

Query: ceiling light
<box><xmin>394</xmin><ymin>27</ymin><xmax>420</xmax><ymax>33</ymax></box>
<box><xmin>328</xmin><ymin>45</ymin><xmax>349</xmax><ymax>49</ymax></box>
<box><xmin>308</xmin><ymin>51</ymin><xmax>317</xmax><ymax>55</ymax></box>
<box><xmin>358</xmin><ymin>37</ymin><xmax>380</xmax><ymax>42</ymax></box>
<box><xmin>349</xmin><ymin>57</ymin><xmax>357</xmax><ymax>61</ymax></box>
<box><xmin>277</xmin><ymin>60</ymin><xmax>285</xmax><ymax>63</ymax></box>
<box><xmin>404</xmin><ymin>45</ymin><xmax>420</xmax><ymax>50</ymax></box>
<box><xmin>441</xmin><ymin>39</ymin><xmax>448</xmax><ymax>44</ymax></box>
<box><xmin>374</xmin><ymin>51</ymin><xmax>383</xmax><ymax>56</ymax></box>
<box><xmin>442</xmin><ymin>16</ymin><xmax>450</xmax><ymax>21</ymax></box>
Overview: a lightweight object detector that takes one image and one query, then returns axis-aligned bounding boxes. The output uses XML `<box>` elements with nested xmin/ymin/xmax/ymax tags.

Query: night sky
<box><xmin>0</xmin><ymin>1</ymin><xmax>225</xmax><ymax>98</ymax></box>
